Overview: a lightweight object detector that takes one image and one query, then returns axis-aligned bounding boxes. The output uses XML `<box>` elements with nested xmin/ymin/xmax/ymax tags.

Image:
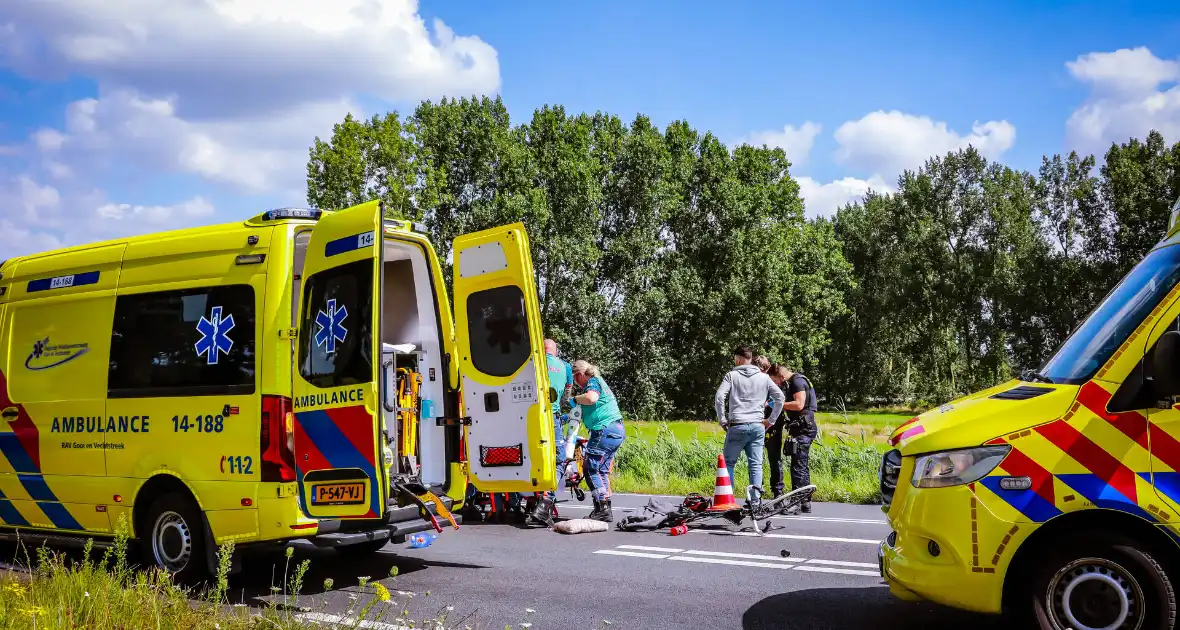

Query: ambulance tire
<box><xmin>143</xmin><ymin>493</ymin><xmax>210</xmax><ymax>585</ymax></box>
<box><xmin>1029</xmin><ymin>537</ymin><xmax>1175</xmax><ymax>630</ymax></box>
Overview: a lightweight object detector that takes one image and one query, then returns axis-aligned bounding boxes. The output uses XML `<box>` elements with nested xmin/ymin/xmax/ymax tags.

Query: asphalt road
<box><xmin>225</xmin><ymin>493</ymin><xmax>1009</xmax><ymax>630</ymax></box>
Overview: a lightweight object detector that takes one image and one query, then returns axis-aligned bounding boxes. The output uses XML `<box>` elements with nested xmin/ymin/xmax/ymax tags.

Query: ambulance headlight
<box><xmin>911</xmin><ymin>445</ymin><xmax>1010</xmax><ymax>488</ymax></box>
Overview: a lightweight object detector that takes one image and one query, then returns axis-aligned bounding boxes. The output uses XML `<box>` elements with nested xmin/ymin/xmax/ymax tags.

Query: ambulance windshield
<box><xmin>1041</xmin><ymin>243</ymin><xmax>1180</xmax><ymax>384</ymax></box>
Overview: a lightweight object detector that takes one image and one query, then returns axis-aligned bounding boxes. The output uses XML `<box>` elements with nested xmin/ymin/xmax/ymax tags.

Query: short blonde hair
<box><xmin>572</xmin><ymin>360</ymin><xmax>599</xmax><ymax>378</ymax></box>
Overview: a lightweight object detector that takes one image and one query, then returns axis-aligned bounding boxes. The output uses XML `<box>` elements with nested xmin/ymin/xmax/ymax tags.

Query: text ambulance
<box><xmin>880</xmin><ymin>198</ymin><xmax>1180</xmax><ymax>629</ymax></box>
<box><xmin>0</xmin><ymin>201</ymin><xmax>557</xmax><ymax>581</ymax></box>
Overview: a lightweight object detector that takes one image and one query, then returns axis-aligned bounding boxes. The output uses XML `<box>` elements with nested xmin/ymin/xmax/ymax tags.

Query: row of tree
<box><xmin>306</xmin><ymin>96</ymin><xmax>1180</xmax><ymax>417</ymax></box>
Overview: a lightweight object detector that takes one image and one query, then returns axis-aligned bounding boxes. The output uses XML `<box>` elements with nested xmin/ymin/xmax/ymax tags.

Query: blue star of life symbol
<box><xmin>315</xmin><ymin>298</ymin><xmax>349</xmax><ymax>354</ymax></box>
<box><xmin>195</xmin><ymin>305</ymin><xmax>235</xmax><ymax>365</ymax></box>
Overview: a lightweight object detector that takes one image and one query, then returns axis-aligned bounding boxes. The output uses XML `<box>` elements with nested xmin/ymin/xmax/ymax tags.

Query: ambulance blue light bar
<box><xmin>261</xmin><ymin>208</ymin><xmax>322</xmax><ymax>221</ymax></box>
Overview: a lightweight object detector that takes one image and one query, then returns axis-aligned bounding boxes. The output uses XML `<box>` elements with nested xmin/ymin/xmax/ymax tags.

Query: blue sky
<box><xmin>1</xmin><ymin>1</ymin><xmax>1179</xmax><ymax>256</ymax></box>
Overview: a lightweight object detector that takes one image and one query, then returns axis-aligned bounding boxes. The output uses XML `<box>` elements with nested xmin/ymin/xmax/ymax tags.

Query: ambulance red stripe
<box><xmin>1036</xmin><ymin>419</ymin><xmax>1138</xmax><ymax>503</ymax></box>
<box><xmin>997</xmin><ymin>446</ymin><xmax>1055</xmax><ymax>505</ymax></box>
<box><xmin>325</xmin><ymin>405</ymin><xmax>377</xmax><ymax>467</ymax></box>
<box><xmin>1076</xmin><ymin>381</ymin><xmax>1150</xmax><ymax>450</ymax></box>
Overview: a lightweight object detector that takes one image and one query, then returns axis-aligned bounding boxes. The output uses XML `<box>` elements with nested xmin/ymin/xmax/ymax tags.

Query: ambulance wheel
<box><xmin>144</xmin><ymin>493</ymin><xmax>209</xmax><ymax>584</ymax></box>
<box><xmin>1029</xmin><ymin>537</ymin><xmax>1175</xmax><ymax>630</ymax></box>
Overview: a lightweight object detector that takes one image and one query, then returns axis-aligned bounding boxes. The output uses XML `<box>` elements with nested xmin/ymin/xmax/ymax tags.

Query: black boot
<box><xmin>528</xmin><ymin>495</ymin><xmax>555</xmax><ymax>527</ymax></box>
<box><xmin>801</xmin><ymin>501</ymin><xmax>812</xmax><ymax>514</ymax></box>
<box><xmin>589</xmin><ymin>498</ymin><xmax>613</xmax><ymax>522</ymax></box>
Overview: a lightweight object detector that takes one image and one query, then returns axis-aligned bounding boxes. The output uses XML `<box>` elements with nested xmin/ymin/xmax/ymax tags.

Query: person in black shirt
<box><xmin>768</xmin><ymin>364</ymin><xmax>818</xmax><ymax>512</ymax></box>
<box><xmin>763</xmin><ymin>369</ymin><xmax>789</xmax><ymax>499</ymax></box>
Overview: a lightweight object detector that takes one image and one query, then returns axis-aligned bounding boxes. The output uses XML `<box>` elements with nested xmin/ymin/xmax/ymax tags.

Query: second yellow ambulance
<box><xmin>880</xmin><ymin>199</ymin><xmax>1180</xmax><ymax>629</ymax></box>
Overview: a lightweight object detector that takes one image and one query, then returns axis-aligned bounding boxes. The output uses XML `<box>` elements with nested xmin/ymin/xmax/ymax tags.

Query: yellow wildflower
<box><xmin>19</xmin><ymin>604</ymin><xmax>47</xmax><ymax>617</ymax></box>
<box><xmin>374</xmin><ymin>582</ymin><xmax>391</xmax><ymax>602</ymax></box>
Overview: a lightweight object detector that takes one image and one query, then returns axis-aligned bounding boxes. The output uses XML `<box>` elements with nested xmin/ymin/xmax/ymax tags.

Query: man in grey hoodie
<box><xmin>715</xmin><ymin>346</ymin><xmax>786</xmax><ymax>491</ymax></box>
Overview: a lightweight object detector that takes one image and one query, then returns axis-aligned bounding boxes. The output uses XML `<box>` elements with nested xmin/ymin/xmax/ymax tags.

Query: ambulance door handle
<box><xmin>1</xmin><ymin>407</ymin><xmax>18</xmax><ymax>421</ymax></box>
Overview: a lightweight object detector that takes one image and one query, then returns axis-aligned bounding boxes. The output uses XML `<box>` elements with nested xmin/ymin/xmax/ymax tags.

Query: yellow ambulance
<box><xmin>0</xmin><ymin>200</ymin><xmax>556</xmax><ymax>581</ymax></box>
<box><xmin>880</xmin><ymin>199</ymin><xmax>1180</xmax><ymax>629</ymax></box>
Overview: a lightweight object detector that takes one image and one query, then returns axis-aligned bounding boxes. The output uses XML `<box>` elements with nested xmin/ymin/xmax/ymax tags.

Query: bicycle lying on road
<box><xmin>737</xmin><ymin>484</ymin><xmax>818</xmax><ymax>534</ymax></box>
<box><xmin>617</xmin><ymin>483</ymin><xmax>817</xmax><ymax>537</ymax></box>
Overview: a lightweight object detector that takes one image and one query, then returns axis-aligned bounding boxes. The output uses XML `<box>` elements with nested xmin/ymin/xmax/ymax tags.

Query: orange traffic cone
<box><xmin>708</xmin><ymin>453</ymin><xmax>740</xmax><ymax>511</ymax></box>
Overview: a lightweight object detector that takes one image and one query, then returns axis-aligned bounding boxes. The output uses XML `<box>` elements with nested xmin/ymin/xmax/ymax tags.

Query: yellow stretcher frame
<box><xmin>397</xmin><ymin>367</ymin><xmax>421</xmax><ymax>460</ymax></box>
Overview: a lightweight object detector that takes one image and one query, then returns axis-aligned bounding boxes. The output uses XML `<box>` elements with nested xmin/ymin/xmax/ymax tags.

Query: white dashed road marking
<box><xmin>691</xmin><ymin>530</ymin><xmax>881</xmax><ymax>545</ymax></box>
<box><xmin>593</xmin><ymin>546</ymin><xmax>881</xmax><ymax>577</ymax></box>
<box><xmin>296</xmin><ymin>612</ymin><xmax>409</xmax><ymax>629</ymax></box>
<box><xmin>559</xmin><ymin>503</ymin><xmax>888</xmax><ymax>525</ymax></box>
<box><xmin>593</xmin><ymin>549</ymin><xmax>672</xmax><ymax>559</ymax></box>
<box><xmin>617</xmin><ymin>545</ymin><xmax>686</xmax><ymax>553</ymax></box>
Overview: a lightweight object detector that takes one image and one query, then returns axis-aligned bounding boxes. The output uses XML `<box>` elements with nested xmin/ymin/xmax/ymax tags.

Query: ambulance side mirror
<box><xmin>1152</xmin><ymin>331</ymin><xmax>1180</xmax><ymax>396</ymax></box>
<box><xmin>548</xmin><ymin>387</ymin><xmax>558</xmax><ymax>404</ymax></box>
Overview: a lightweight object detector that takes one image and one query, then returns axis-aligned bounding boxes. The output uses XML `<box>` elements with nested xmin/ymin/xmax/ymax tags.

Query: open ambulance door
<box><xmin>452</xmin><ymin>223</ymin><xmax>557</xmax><ymax>493</ymax></box>
<box><xmin>292</xmin><ymin>200</ymin><xmax>388</xmax><ymax>519</ymax></box>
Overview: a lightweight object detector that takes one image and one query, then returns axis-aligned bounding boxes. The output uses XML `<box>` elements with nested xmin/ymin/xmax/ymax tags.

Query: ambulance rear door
<box><xmin>292</xmin><ymin>200</ymin><xmax>387</xmax><ymax>519</ymax></box>
<box><xmin>452</xmin><ymin>223</ymin><xmax>556</xmax><ymax>493</ymax></box>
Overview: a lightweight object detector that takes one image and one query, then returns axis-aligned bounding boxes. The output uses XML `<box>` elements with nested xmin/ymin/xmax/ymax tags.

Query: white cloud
<box><xmin>96</xmin><ymin>197</ymin><xmax>215</xmax><ymax>224</ymax></box>
<box><xmin>797</xmin><ymin>175</ymin><xmax>892</xmax><ymax>218</ymax></box>
<box><xmin>1067</xmin><ymin>47</ymin><xmax>1180</xmax><ymax>96</ymax></box>
<box><xmin>5</xmin><ymin>174</ymin><xmax>62</xmax><ymax>228</ymax></box>
<box><xmin>0</xmin><ymin>219</ymin><xmax>64</xmax><ymax>259</ymax></box>
<box><xmin>38</xmin><ymin>90</ymin><xmax>357</xmax><ymax>195</ymax></box>
<box><xmin>0</xmin><ymin>0</ymin><xmax>501</xmax><ymax>251</ymax></box>
<box><xmin>0</xmin><ymin>174</ymin><xmax>215</xmax><ymax>258</ymax></box>
<box><xmin>0</xmin><ymin>0</ymin><xmax>499</xmax><ymax>119</ymax></box>
<box><xmin>1065</xmin><ymin>47</ymin><xmax>1180</xmax><ymax>156</ymax></box>
<box><xmin>834</xmin><ymin>110</ymin><xmax>1016</xmax><ymax>178</ymax></box>
<box><xmin>740</xmin><ymin>122</ymin><xmax>822</xmax><ymax>165</ymax></box>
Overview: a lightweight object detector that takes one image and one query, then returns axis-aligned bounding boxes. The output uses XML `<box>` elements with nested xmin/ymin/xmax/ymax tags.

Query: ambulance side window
<box><xmin>108</xmin><ymin>285</ymin><xmax>257</xmax><ymax>398</ymax></box>
<box><xmin>298</xmin><ymin>259</ymin><xmax>373</xmax><ymax>388</ymax></box>
<box><xmin>466</xmin><ymin>285</ymin><xmax>530</xmax><ymax>378</ymax></box>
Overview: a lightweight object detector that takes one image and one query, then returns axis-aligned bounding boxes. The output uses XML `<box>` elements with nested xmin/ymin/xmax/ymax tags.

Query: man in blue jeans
<box><xmin>714</xmin><ymin>346</ymin><xmax>785</xmax><ymax>495</ymax></box>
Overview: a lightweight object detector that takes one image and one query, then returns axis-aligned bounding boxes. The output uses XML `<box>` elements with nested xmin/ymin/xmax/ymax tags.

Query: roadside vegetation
<box><xmin>0</xmin><ymin>517</ymin><xmax>554</xmax><ymax>630</ymax></box>
<box><xmin>613</xmin><ymin>411</ymin><xmax>907</xmax><ymax>504</ymax></box>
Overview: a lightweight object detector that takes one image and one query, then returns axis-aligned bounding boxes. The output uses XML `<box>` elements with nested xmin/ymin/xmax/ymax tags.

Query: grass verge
<box><xmin>613</xmin><ymin>419</ymin><xmax>893</xmax><ymax>504</ymax></box>
<box><xmin>0</xmin><ymin>516</ymin><xmax>552</xmax><ymax>629</ymax></box>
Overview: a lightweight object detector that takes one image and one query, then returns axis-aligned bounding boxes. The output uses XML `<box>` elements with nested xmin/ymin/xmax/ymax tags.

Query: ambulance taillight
<box><xmin>260</xmin><ymin>395</ymin><xmax>297</xmax><ymax>482</ymax></box>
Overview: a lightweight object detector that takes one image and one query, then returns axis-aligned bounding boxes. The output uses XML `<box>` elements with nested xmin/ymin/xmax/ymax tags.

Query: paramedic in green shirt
<box><xmin>571</xmin><ymin>359</ymin><xmax>625</xmax><ymax>522</ymax></box>
<box><xmin>529</xmin><ymin>339</ymin><xmax>574</xmax><ymax>526</ymax></box>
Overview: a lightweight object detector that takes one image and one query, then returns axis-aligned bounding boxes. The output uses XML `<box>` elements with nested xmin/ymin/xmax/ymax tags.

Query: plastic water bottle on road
<box><xmin>408</xmin><ymin>532</ymin><xmax>437</xmax><ymax>548</ymax></box>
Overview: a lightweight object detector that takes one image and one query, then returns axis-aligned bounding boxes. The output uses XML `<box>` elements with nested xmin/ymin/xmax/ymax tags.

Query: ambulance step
<box><xmin>314</xmin><ymin>529</ymin><xmax>391</xmax><ymax>548</ymax></box>
<box><xmin>384</xmin><ymin>496</ymin><xmax>454</xmax><ymax>525</ymax></box>
<box><xmin>0</xmin><ymin>528</ymin><xmax>116</xmax><ymax>551</ymax></box>
<box><xmin>312</xmin><ymin>514</ymin><xmax>462</xmax><ymax>548</ymax></box>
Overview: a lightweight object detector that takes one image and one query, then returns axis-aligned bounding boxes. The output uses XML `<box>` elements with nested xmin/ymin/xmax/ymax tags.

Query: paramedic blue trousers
<box><xmin>584</xmin><ymin>420</ymin><xmax>625</xmax><ymax>501</ymax></box>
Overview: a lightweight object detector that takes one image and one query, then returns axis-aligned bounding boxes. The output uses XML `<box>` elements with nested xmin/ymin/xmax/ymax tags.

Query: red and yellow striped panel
<box><xmin>978</xmin><ymin>380</ymin><xmax>1180</xmax><ymax>542</ymax></box>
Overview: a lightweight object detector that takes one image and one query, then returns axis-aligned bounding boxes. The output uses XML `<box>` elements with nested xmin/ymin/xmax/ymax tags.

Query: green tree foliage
<box><xmin>825</xmin><ymin>131</ymin><xmax>1180</xmax><ymax>406</ymax></box>
<box><xmin>308</xmin><ymin>101</ymin><xmax>1180</xmax><ymax>414</ymax></box>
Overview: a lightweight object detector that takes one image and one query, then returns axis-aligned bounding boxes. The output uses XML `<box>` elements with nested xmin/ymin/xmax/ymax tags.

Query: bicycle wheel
<box><xmin>752</xmin><ymin>485</ymin><xmax>817</xmax><ymax>520</ymax></box>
